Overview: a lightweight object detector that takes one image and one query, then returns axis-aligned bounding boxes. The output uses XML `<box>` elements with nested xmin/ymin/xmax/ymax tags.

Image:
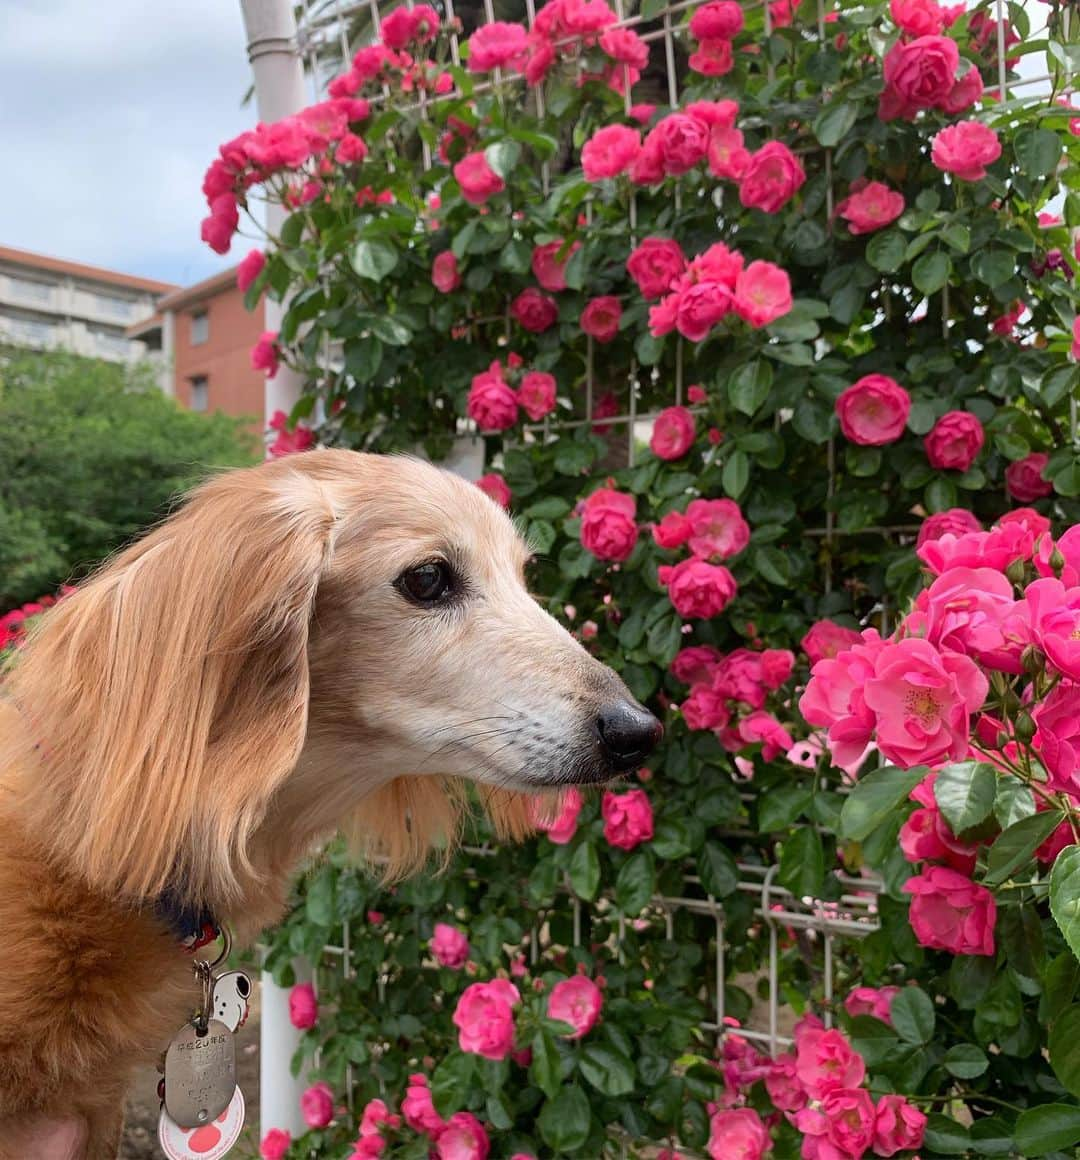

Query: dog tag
<box><xmin>163</xmin><ymin>1019</ymin><xmax>237</xmax><ymax>1129</ymax></box>
<box><xmin>211</xmin><ymin>970</ymin><xmax>252</xmax><ymax>1033</ymax></box>
<box><xmin>159</xmin><ymin>1084</ymin><xmax>245</xmax><ymax>1160</ymax></box>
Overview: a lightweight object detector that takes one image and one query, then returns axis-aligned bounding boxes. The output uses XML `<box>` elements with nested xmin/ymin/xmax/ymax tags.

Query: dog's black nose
<box><xmin>596</xmin><ymin>700</ymin><xmax>663</xmax><ymax>771</ymax></box>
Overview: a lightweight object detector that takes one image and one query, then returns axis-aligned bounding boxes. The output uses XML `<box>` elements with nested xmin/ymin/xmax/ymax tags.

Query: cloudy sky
<box><xmin>0</xmin><ymin>0</ymin><xmax>260</xmax><ymax>287</ymax></box>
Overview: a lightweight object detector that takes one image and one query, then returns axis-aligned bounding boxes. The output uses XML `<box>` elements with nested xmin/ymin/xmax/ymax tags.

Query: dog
<box><xmin>0</xmin><ymin>450</ymin><xmax>661</xmax><ymax>1158</ymax></box>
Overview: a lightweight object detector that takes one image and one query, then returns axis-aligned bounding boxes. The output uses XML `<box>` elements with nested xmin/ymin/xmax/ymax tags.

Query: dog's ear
<box><xmin>7</xmin><ymin>463</ymin><xmax>338</xmax><ymax>909</ymax></box>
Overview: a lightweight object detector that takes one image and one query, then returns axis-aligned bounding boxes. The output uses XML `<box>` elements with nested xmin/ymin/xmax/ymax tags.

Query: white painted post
<box><xmin>240</xmin><ymin>0</ymin><xmax>308</xmax><ymax>430</ymax></box>
<box><xmin>239</xmin><ymin>0</ymin><xmax>311</xmax><ymax>1139</ymax></box>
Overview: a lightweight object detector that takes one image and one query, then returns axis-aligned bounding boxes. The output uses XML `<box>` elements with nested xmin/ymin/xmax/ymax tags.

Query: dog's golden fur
<box><xmin>0</xmin><ymin>450</ymin><xmax>640</xmax><ymax>1158</ymax></box>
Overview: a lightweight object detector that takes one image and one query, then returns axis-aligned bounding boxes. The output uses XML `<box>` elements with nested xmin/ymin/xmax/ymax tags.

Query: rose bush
<box><xmin>183</xmin><ymin>0</ymin><xmax>1080</xmax><ymax>1154</ymax></box>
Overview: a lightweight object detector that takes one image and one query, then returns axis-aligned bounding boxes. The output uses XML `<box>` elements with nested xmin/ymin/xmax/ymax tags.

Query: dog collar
<box><xmin>153</xmin><ymin>887</ymin><xmax>221</xmax><ymax>953</ymax></box>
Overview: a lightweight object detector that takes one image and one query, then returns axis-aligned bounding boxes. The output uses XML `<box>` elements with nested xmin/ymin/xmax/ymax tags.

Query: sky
<box><xmin>0</xmin><ymin>0</ymin><xmax>259</xmax><ymax>288</ymax></box>
<box><xmin>0</xmin><ymin>1</ymin><xmax>1054</xmax><ymax>292</ymax></box>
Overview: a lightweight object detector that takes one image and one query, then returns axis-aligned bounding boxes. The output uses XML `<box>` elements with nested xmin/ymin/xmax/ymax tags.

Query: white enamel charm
<box><xmin>211</xmin><ymin>970</ymin><xmax>252</xmax><ymax>1033</ymax></box>
<box><xmin>159</xmin><ymin>1085</ymin><xmax>245</xmax><ymax>1160</ymax></box>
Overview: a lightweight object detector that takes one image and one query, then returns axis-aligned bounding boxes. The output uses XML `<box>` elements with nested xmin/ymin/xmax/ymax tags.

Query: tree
<box><xmin>0</xmin><ymin>348</ymin><xmax>257</xmax><ymax>608</ymax></box>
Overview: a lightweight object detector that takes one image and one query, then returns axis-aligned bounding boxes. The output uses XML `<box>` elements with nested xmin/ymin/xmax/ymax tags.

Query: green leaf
<box><xmin>924</xmin><ymin>1115</ymin><xmax>971</xmax><ymax>1154</ymax></box>
<box><xmin>367</xmin><ymin>315</ymin><xmax>412</xmax><ymax>345</ymax></box>
<box><xmin>568</xmin><ymin>841</ymin><xmax>600</xmax><ymax>901</ymax></box>
<box><xmin>646</xmin><ymin>613</ymin><xmax>682</xmax><ymax>667</ymax></box>
<box><xmin>1015</xmin><ymin>128</ymin><xmax>1063</xmax><ymax>180</ymax></box>
<box><xmin>728</xmin><ymin>360</ymin><xmax>773</xmax><ymax>417</ymax></box>
<box><xmin>840</xmin><ymin>766</ymin><xmax>927</xmax><ymax>841</ymax></box>
<box><xmin>563</xmin><ymin>246</ymin><xmax>587</xmax><ymax>291</ymax></box>
<box><xmin>698</xmin><ymin>841</ymin><xmax>738</xmax><ymax>898</ymax></box>
<box><xmin>538</xmin><ymin>1084</ymin><xmax>591</xmax><ymax>1154</ymax></box>
<box><xmin>615</xmin><ymin>851</ymin><xmax>655</xmax><ymax>914</ymax></box>
<box><xmin>994</xmin><ymin>776</ymin><xmax>1036</xmax><ymax>829</ymax></box>
<box><xmin>891</xmin><ymin>985</ymin><xmax>935</xmax><ymax>1045</ymax></box>
<box><xmin>813</xmin><ymin>100</ymin><xmax>858</xmax><ymax>148</ymax></box>
<box><xmin>722</xmin><ymin>450</ymin><xmax>750</xmax><ymax>499</ymax></box>
<box><xmin>1015</xmin><ymin>1103</ymin><xmax>1080</xmax><ymax>1155</ymax></box>
<box><xmin>984</xmin><ymin>810</ymin><xmax>1064</xmax><ymax>886</ymax></box>
<box><xmin>758</xmin><ymin>784</ymin><xmax>812</xmax><ymax>832</ymax></box>
<box><xmin>579</xmin><ymin>1044</ymin><xmax>635</xmax><ymax>1096</ymax></box>
<box><xmin>484</xmin><ymin>139</ymin><xmax>523</xmax><ymax>179</ymax></box>
<box><xmin>912</xmin><ymin>251</ymin><xmax>950</xmax><ymax>296</ymax></box>
<box><xmin>431</xmin><ymin>1050</ymin><xmax>475</xmax><ymax>1117</ymax></box>
<box><xmin>778</xmin><ymin>826</ymin><xmax>824</xmax><ymax>898</ymax></box>
<box><xmin>934</xmin><ymin>761</ymin><xmax>997</xmax><ymax>835</ymax></box>
<box><xmin>304</xmin><ymin>864</ymin><xmax>336</xmax><ymax>926</ymax></box>
<box><xmin>971</xmin><ymin>249</ymin><xmax>1017</xmax><ymax>288</ymax></box>
<box><xmin>866</xmin><ymin>230</ymin><xmax>906</xmax><ymax>273</ymax></box>
<box><xmin>351</xmin><ymin>239</ymin><xmax>399</xmax><ymax>282</ymax></box>
<box><xmin>530</xmin><ymin>1029</ymin><xmax>562</xmax><ymax>1100</ymax></box>
<box><xmin>1049</xmin><ymin>1004</ymin><xmax>1080</xmax><ymax>1099</ymax></box>
<box><xmin>942</xmin><ymin>223</ymin><xmax>971</xmax><ymax>253</ymax></box>
<box><xmin>754</xmin><ymin>546</ymin><xmax>791</xmax><ymax>586</ymax></box>
<box><xmin>943</xmin><ymin>1043</ymin><xmax>989</xmax><ymax>1078</ymax></box>
<box><xmin>1052</xmin><ymin>846</ymin><xmax>1080</xmax><ymax>964</ymax></box>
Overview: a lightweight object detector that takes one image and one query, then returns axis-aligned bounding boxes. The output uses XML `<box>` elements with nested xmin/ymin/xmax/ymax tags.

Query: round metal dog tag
<box><xmin>163</xmin><ymin>1019</ymin><xmax>237</xmax><ymax>1129</ymax></box>
<box><xmin>159</xmin><ymin>1084</ymin><xmax>245</xmax><ymax>1160</ymax></box>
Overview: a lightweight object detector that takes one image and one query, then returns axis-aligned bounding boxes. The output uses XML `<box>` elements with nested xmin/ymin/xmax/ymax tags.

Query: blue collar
<box><xmin>153</xmin><ymin>887</ymin><xmax>220</xmax><ymax>952</ymax></box>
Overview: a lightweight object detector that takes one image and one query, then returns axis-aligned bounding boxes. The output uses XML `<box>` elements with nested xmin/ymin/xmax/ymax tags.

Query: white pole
<box><xmin>240</xmin><ymin>0</ymin><xmax>308</xmax><ymax>431</ymax></box>
<box><xmin>240</xmin><ymin>1</ymin><xmax>312</xmax><ymax>1140</ymax></box>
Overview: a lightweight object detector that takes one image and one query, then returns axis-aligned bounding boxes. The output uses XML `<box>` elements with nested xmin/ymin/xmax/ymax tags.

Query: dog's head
<box><xmin>7</xmin><ymin>450</ymin><xmax>659</xmax><ymax>907</ymax></box>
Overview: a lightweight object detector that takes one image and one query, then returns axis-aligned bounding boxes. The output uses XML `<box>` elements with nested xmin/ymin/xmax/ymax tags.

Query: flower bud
<box><xmin>1022</xmin><ymin>644</ymin><xmax>1045</xmax><ymax>677</ymax></box>
<box><xmin>1015</xmin><ymin>712</ymin><xmax>1037</xmax><ymax>743</ymax></box>
<box><xmin>1051</xmin><ymin>547</ymin><xmax>1067</xmax><ymax>577</ymax></box>
<box><xmin>1006</xmin><ymin>557</ymin><xmax>1027</xmax><ymax>587</ymax></box>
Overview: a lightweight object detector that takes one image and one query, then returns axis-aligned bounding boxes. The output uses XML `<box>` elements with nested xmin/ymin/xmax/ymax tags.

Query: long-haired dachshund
<box><xmin>0</xmin><ymin>450</ymin><xmax>661</xmax><ymax>1158</ymax></box>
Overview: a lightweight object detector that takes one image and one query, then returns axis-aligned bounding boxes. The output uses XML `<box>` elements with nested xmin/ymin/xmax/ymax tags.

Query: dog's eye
<box><xmin>396</xmin><ymin>561</ymin><xmax>455</xmax><ymax>606</ymax></box>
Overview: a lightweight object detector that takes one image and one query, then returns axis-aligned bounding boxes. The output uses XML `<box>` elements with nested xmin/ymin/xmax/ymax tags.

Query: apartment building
<box><xmin>0</xmin><ymin>244</ymin><xmax>177</xmax><ymax>364</ymax></box>
<box><xmin>128</xmin><ymin>266</ymin><xmax>266</xmax><ymax>422</ymax></box>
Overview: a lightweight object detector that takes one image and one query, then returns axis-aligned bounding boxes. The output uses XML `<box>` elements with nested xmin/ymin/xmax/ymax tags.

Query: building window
<box><xmin>8</xmin><ymin>276</ymin><xmax>52</xmax><ymax>304</ymax></box>
<box><xmin>2</xmin><ymin>316</ymin><xmax>56</xmax><ymax>347</ymax></box>
<box><xmin>189</xmin><ymin>376</ymin><xmax>209</xmax><ymax>412</ymax></box>
<box><xmin>89</xmin><ymin>328</ymin><xmax>131</xmax><ymax>359</ymax></box>
<box><xmin>94</xmin><ymin>293</ymin><xmax>133</xmax><ymax>319</ymax></box>
<box><xmin>190</xmin><ymin>310</ymin><xmax>209</xmax><ymax>346</ymax></box>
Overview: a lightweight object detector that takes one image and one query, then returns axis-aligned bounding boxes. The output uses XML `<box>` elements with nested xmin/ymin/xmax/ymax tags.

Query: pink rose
<box><xmin>581</xmin><ymin>124</ymin><xmax>642</xmax><ymax>181</ymax></box>
<box><xmin>899</xmin><ymin>795</ymin><xmax>976</xmax><ymax>874</ymax></box>
<box><xmin>650</xmin><ymin>405</ymin><xmax>696</xmax><ymax>459</ymax></box>
<box><xmin>713</xmin><ymin>649</ymin><xmax>768</xmax><ymax>710</ymax></box>
<box><xmin>431</xmin><ymin>923</ymin><xmax>470</xmax><ymax>969</ymax></box>
<box><xmin>801</xmin><ymin>620</ymin><xmax>862</xmax><ymax>665</ymax></box>
<box><xmin>531</xmin><ymin>240</ymin><xmax>580</xmax><ymax>292</ymax></box>
<box><xmin>800</xmin><ymin>629</ymin><xmax>886</xmax><ymax>773</ymax></box>
<box><xmin>880</xmin><ymin>35</ymin><xmax>960</xmax><ymax>120</ymax></box>
<box><xmin>535</xmin><ymin>787</ymin><xmax>583</xmax><ymax>844</ymax></box>
<box><xmin>251</xmin><ymin>330</ymin><xmax>282</xmax><ymax>378</ymax></box>
<box><xmin>796</xmin><ymin>1088</ymin><xmax>876</xmax><ymax>1158</ymax></box>
<box><xmin>690</xmin><ymin>0</ymin><xmax>745</xmax><ymax>39</ymax></box>
<box><xmin>261</xmin><ymin>1129</ymin><xmax>291</xmax><ymax>1160</ymax></box>
<box><xmin>765</xmin><ymin>1054</ymin><xmax>807</xmax><ymax>1113</ymax></box>
<box><xmin>1027</xmin><ymin>577</ymin><xmax>1080</xmax><ymax>681</ymax></box>
<box><xmin>432</xmin><ymin>251</ymin><xmax>461</xmax><ymax>293</ymax></box>
<box><xmin>580</xmin><ymin>487</ymin><xmax>638</xmax><ymax>561</ymax></box>
<box><xmin>581</xmin><ymin>296</ymin><xmax>622</xmax><ymax>343</ymax></box>
<box><xmin>476</xmin><ymin>473</ymin><xmax>511</xmax><ymax>508</ymax></box>
<box><xmin>863</xmin><ymin>636</ymin><xmax>988</xmax><ymax>768</ymax></box>
<box><xmin>682</xmin><ymin>685</ymin><xmax>730</xmax><ymax>731</ymax></box>
<box><xmin>931</xmin><ymin>121</ymin><xmax>1002</xmax><ymax>182</ymax></box>
<box><xmin>685</xmin><ymin>498</ymin><xmax>749</xmax><ymax>560</ymax></box>
<box><xmin>452</xmin><ymin>979</ymin><xmax>521</xmax><ymax>1059</ymax></box>
<box><xmin>738</xmin><ymin>142</ymin><xmax>806</xmax><ymax>214</ymax></box>
<box><xmin>547</xmin><ymin>975</ymin><xmax>603</xmax><ymax>1038</ymax></box>
<box><xmin>795</xmin><ymin>1027</ymin><xmax>865</xmax><ymax>1100</ymax></box>
<box><xmin>359</xmin><ymin>1097</ymin><xmax>401</xmax><ymax>1139</ymax></box>
<box><xmin>402</xmin><ymin>1073</ymin><xmax>445</xmax><ymax>1135</ymax></box>
<box><xmin>511</xmin><ymin>288</ymin><xmax>559</xmax><ymax>332</ymax></box>
<box><xmin>671</xmin><ymin>645</ymin><xmax>723</xmax><ymax>685</ymax></box>
<box><xmin>381</xmin><ymin>5</ymin><xmax>435</xmax><ymax>48</ymax></box>
<box><xmin>653</xmin><ymin>510</ymin><xmax>694</xmax><ymax>549</ymax></box>
<box><xmin>918</xmin><ymin>522</ymin><xmax>1034</xmax><ymax>575</ymax></box>
<box><xmin>942</xmin><ymin>64</ymin><xmax>984</xmax><ymax>115</ymax></box>
<box><xmin>706</xmin><ymin>125</ymin><xmax>751</xmax><ymax>179</ymax></box>
<box><xmin>1033</xmin><ymin>681</ymin><xmax>1080</xmax><ymax>795</ymax></box>
<box><xmin>237</xmin><ymin>249</ymin><xmax>266</xmax><ymax>293</ymax></box>
<box><xmin>836</xmin><ymin>180</ymin><xmax>905</xmax><ymax>235</ymax></box>
<box><xmin>917</xmin><ymin>507</ymin><xmax>982</xmax><ymax>548</ymax></box>
<box><xmin>844</xmin><ymin>985</ymin><xmax>900</xmax><ymax>1025</ymax></box>
<box><xmin>336</xmin><ymin>133</ymin><xmax>368</xmax><ymax>163</ymax></box>
<box><xmin>904</xmin><ymin>865</ymin><xmax>997</xmax><ymax>955</ymax></box>
<box><xmin>890</xmin><ymin>0</ymin><xmax>944</xmax><ymax>36</ymax></box>
<box><xmin>627</xmin><ymin>237</ymin><xmax>686</xmax><ymax>298</ymax></box>
<box><xmin>201</xmin><ymin>194</ymin><xmax>239</xmax><ymax>255</ymax></box>
<box><xmin>1036</xmin><ymin>523</ymin><xmax>1080</xmax><ymax>584</ymax></box>
<box><xmin>761</xmin><ymin>649</ymin><xmax>795</xmax><ymax>689</ymax></box>
<box><xmin>924</xmin><ymin>410</ymin><xmax>985</xmax><ymax>471</ymax></box>
<box><xmin>659</xmin><ymin>558</ymin><xmax>737</xmax><ymax>619</ymax></box>
<box><xmin>436</xmin><ymin>1112</ymin><xmax>490</xmax><ymax>1160</ymax></box>
<box><xmin>289</xmin><ymin>981</ymin><xmax>318</xmax><ymax>1029</ymax></box>
<box><xmin>689</xmin><ymin>38</ymin><xmax>734</xmax><ymax>76</ymax></box>
<box><xmin>454</xmin><ymin>152</ymin><xmax>505</xmax><ymax>204</ymax></box>
<box><xmin>302</xmin><ymin>1081</ymin><xmax>335</xmax><ymax>1128</ymax></box>
<box><xmin>518</xmin><ymin>371</ymin><xmax>557</xmax><ymax>421</ymax></box>
<box><xmin>676</xmin><ymin>281</ymin><xmax>734</xmax><ymax>340</ymax></box>
<box><xmin>652</xmin><ymin>113</ymin><xmax>710</xmax><ymax>176</ymax></box>
<box><xmin>732</xmin><ymin>260</ymin><xmax>793</xmax><ymax>328</ymax></box>
<box><xmin>737</xmin><ymin>710</ymin><xmax>794</xmax><ymax>759</ymax></box>
<box><xmin>602</xmin><ymin>788</ymin><xmax>654</xmax><ymax>850</ymax></box>
<box><xmin>467</xmin><ymin>21</ymin><xmax>529</xmax><ymax>71</ymax></box>
<box><xmin>1006</xmin><ymin>452</ymin><xmax>1052</xmax><ymax>501</ymax></box>
<box><xmin>600</xmin><ymin>27</ymin><xmax>649</xmax><ymax>70</ymax></box>
<box><xmin>921</xmin><ymin>566</ymin><xmax>1029</xmax><ymax>674</ymax></box>
<box><xmin>467</xmin><ymin>365</ymin><xmax>519</xmax><ymax>431</ymax></box>
<box><xmin>706</xmin><ymin>1108</ymin><xmax>769</xmax><ymax>1160</ymax></box>
<box><xmin>835</xmin><ymin>374</ymin><xmax>911</xmax><ymax>445</ymax></box>
<box><xmin>873</xmin><ymin>1095</ymin><xmax>927</xmax><ymax>1157</ymax></box>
